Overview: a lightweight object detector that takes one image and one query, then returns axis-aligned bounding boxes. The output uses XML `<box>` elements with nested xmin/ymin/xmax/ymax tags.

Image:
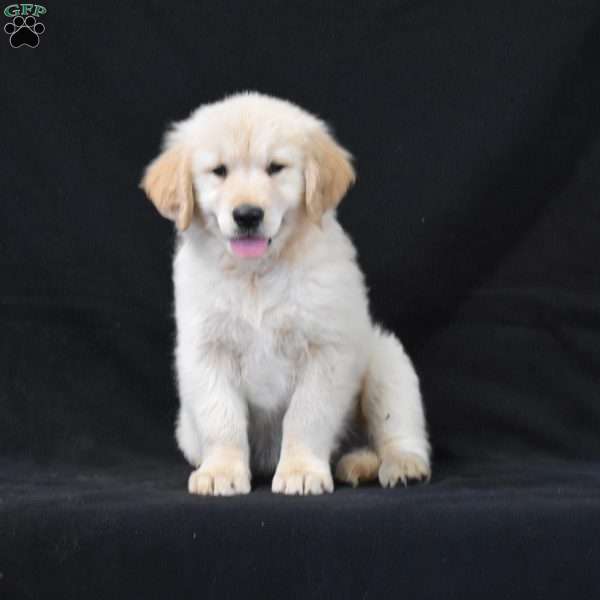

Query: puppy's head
<box><xmin>141</xmin><ymin>93</ymin><xmax>355</xmax><ymax>260</ymax></box>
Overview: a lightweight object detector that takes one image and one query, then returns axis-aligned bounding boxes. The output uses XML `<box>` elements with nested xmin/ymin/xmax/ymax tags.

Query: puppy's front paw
<box><xmin>272</xmin><ymin>458</ymin><xmax>334</xmax><ymax>495</ymax></box>
<box><xmin>379</xmin><ymin>450</ymin><xmax>430</xmax><ymax>488</ymax></box>
<box><xmin>188</xmin><ymin>464</ymin><xmax>251</xmax><ymax>496</ymax></box>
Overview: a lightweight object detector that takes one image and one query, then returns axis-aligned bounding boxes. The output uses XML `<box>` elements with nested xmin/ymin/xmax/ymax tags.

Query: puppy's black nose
<box><xmin>233</xmin><ymin>204</ymin><xmax>264</xmax><ymax>230</ymax></box>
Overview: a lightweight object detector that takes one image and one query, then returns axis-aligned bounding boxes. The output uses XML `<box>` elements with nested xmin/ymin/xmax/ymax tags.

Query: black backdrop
<box><xmin>2</xmin><ymin>1</ymin><xmax>600</xmax><ymax>598</ymax></box>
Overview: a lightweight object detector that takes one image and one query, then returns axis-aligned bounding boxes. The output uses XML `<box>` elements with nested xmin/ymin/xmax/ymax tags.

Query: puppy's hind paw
<box><xmin>335</xmin><ymin>448</ymin><xmax>380</xmax><ymax>487</ymax></box>
<box><xmin>378</xmin><ymin>451</ymin><xmax>430</xmax><ymax>488</ymax></box>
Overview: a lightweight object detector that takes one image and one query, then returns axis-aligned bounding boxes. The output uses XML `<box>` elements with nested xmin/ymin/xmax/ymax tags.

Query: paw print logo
<box><xmin>4</xmin><ymin>15</ymin><xmax>45</xmax><ymax>48</ymax></box>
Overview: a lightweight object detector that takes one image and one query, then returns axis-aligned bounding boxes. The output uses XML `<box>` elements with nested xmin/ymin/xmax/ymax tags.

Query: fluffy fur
<box><xmin>141</xmin><ymin>92</ymin><xmax>430</xmax><ymax>495</ymax></box>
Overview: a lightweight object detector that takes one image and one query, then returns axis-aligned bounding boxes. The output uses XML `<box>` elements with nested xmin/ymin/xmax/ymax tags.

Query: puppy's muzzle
<box><xmin>233</xmin><ymin>204</ymin><xmax>264</xmax><ymax>232</ymax></box>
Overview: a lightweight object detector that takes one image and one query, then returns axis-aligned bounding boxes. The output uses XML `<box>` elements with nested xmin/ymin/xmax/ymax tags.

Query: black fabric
<box><xmin>2</xmin><ymin>1</ymin><xmax>600</xmax><ymax>598</ymax></box>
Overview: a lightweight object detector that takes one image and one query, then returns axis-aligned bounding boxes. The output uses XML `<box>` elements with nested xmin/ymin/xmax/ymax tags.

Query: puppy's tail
<box><xmin>361</xmin><ymin>326</ymin><xmax>430</xmax><ymax>467</ymax></box>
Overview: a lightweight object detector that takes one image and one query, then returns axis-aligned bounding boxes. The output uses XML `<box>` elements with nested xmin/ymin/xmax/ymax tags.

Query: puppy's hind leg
<box><xmin>362</xmin><ymin>327</ymin><xmax>431</xmax><ymax>487</ymax></box>
<box><xmin>335</xmin><ymin>448</ymin><xmax>381</xmax><ymax>487</ymax></box>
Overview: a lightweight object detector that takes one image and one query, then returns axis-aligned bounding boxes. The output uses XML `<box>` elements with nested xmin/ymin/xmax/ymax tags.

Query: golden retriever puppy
<box><xmin>141</xmin><ymin>92</ymin><xmax>430</xmax><ymax>495</ymax></box>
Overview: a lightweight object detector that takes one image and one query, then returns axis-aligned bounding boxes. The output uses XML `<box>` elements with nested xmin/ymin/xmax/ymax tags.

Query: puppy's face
<box><xmin>191</xmin><ymin>127</ymin><xmax>305</xmax><ymax>258</ymax></box>
<box><xmin>141</xmin><ymin>93</ymin><xmax>355</xmax><ymax>261</ymax></box>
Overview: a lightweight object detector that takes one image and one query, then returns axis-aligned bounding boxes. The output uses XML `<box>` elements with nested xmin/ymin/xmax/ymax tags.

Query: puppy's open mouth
<box><xmin>229</xmin><ymin>236</ymin><xmax>271</xmax><ymax>259</ymax></box>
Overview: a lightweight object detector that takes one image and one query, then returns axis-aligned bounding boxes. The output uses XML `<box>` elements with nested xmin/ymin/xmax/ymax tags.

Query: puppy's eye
<box><xmin>212</xmin><ymin>164</ymin><xmax>228</xmax><ymax>177</ymax></box>
<box><xmin>266</xmin><ymin>162</ymin><xmax>286</xmax><ymax>176</ymax></box>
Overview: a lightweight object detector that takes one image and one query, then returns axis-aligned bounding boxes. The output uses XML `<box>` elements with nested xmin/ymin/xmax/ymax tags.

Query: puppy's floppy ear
<box><xmin>304</xmin><ymin>127</ymin><xmax>355</xmax><ymax>223</ymax></box>
<box><xmin>140</xmin><ymin>145</ymin><xmax>195</xmax><ymax>231</ymax></box>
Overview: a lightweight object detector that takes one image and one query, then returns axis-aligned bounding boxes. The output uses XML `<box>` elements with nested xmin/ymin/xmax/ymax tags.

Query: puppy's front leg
<box><xmin>272</xmin><ymin>350</ymin><xmax>356</xmax><ymax>495</ymax></box>
<box><xmin>181</xmin><ymin>360</ymin><xmax>251</xmax><ymax>496</ymax></box>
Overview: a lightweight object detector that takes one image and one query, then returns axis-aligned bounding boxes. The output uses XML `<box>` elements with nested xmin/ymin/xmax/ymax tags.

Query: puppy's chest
<box><xmin>208</xmin><ymin>277</ymin><xmax>308</xmax><ymax>411</ymax></box>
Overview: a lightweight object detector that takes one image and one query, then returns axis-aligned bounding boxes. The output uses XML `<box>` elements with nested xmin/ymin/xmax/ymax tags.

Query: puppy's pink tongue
<box><xmin>230</xmin><ymin>237</ymin><xmax>268</xmax><ymax>258</ymax></box>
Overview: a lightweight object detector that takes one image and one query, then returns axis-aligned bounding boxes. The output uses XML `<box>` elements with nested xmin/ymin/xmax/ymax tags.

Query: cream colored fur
<box><xmin>141</xmin><ymin>92</ymin><xmax>430</xmax><ymax>496</ymax></box>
